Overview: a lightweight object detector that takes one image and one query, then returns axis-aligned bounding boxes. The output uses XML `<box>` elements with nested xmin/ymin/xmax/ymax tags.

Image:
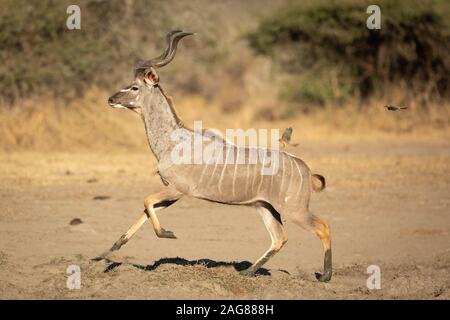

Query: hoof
<box><xmin>239</xmin><ymin>269</ymin><xmax>256</xmax><ymax>277</ymax></box>
<box><xmin>91</xmin><ymin>251</ymin><xmax>110</xmax><ymax>262</ymax></box>
<box><xmin>158</xmin><ymin>228</ymin><xmax>177</xmax><ymax>239</ymax></box>
<box><xmin>315</xmin><ymin>271</ymin><xmax>332</xmax><ymax>282</ymax></box>
<box><xmin>91</xmin><ymin>256</ymin><xmax>104</xmax><ymax>262</ymax></box>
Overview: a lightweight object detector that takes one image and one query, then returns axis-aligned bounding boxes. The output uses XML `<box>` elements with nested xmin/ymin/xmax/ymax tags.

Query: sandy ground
<box><xmin>0</xmin><ymin>137</ymin><xmax>449</xmax><ymax>299</ymax></box>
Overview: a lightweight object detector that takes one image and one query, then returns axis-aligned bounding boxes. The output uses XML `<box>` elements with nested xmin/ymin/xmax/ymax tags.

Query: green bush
<box><xmin>0</xmin><ymin>0</ymin><xmax>164</xmax><ymax>103</ymax></box>
<box><xmin>246</xmin><ymin>0</ymin><xmax>450</xmax><ymax>107</ymax></box>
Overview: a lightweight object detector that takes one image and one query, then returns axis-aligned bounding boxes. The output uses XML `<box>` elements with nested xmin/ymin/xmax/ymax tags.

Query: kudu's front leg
<box><xmin>93</xmin><ymin>188</ymin><xmax>182</xmax><ymax>260</ymax></box>
<box><xmin>144</xmin><ymin>189</ymin><xmax>182</xmax><ymax>239</ymax></box>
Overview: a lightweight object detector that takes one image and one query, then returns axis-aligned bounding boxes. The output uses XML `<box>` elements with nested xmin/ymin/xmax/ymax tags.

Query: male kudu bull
<box><xmin>101</xmin><ymin>30</ymin><xmax>332</xmax><ymax>281</ymax></box>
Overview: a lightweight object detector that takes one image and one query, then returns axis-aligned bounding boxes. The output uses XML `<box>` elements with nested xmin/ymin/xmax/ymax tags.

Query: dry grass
<box><xmin>0</xmin><ymin>89</ymin><xmax>146</xmax><ymax>152</ymax></box>
<box><xmin>0</xmin><ymin>87</ymin><xmax>449</xmax><ymax>153</ymax></box>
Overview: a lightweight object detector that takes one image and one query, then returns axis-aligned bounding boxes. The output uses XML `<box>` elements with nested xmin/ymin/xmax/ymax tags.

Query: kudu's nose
<box><xmin>108</xmin><ymin>97</ymin><xmax>114</xmax><ymax>106</ymax></box>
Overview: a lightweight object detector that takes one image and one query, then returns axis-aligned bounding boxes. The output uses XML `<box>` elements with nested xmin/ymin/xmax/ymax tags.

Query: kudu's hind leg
<box><xmin>293</xmin><ymin>212</ymin><xmax>332</xmax><ymax>282</ymax></box>
<box><xmin>240</xmin><ymin>204</ymin><xmax>287</xmax><ymax>276</ymax></box>
<box><xmin>93</xmin><ymin>188</ymin><xmax>181</xmax><ymax>260</ymax></box>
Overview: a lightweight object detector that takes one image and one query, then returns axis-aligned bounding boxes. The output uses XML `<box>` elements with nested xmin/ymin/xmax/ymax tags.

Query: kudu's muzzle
<box><xmin>108</xmin><ymin>91</ymin><xmax>130</xmax><ymax>109</ymax></box>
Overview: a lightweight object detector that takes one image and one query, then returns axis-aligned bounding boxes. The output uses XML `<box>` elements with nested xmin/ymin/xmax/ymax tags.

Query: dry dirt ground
<box><xmin>0</xmin><ymin>138</ymin><xmax>449</xmax><ymax>299</ymax></box>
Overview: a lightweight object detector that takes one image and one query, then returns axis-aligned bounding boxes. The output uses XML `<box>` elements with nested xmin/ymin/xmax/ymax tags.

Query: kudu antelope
<box><xmin>101</xmin><ymin>30</ymin><xmax>332</xmax><ymax>281</ymax></box>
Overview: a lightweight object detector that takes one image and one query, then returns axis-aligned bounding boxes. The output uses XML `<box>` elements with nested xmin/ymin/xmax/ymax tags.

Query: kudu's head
<box><xmin>108</xmin><ymin>30</ymin><xmax>194</xmax><ymax>113</ymax></box>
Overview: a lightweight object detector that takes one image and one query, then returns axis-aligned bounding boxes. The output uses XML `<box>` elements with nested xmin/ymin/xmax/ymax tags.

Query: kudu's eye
<box><xmin>131</xmin><ymin>86</ymin><xmax>139</xmax><ymax>91</ymax></box>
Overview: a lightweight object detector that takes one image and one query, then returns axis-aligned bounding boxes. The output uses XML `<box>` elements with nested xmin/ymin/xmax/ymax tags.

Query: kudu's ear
<box><xmin>144</xmin><ymin>67</ymin><xmax>159</xmax><ymax>86</ymax></box>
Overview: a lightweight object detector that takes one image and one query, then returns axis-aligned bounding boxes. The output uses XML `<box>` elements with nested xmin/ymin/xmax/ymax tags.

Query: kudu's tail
<box><xmin>311</xmin><ymin>174</ymin><xmax>326</xmax><ymax>192</ymax></box>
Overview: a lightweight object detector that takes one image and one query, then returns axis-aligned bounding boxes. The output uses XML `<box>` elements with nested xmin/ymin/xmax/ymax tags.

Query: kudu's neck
<box><xmin>140</xmin><ymin>85</ymin><xmax>185</xmax><ymax>161</ymax></box>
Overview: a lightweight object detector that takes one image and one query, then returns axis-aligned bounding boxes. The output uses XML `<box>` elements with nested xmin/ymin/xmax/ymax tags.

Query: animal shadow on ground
<box><xmin>97</xmin><ymin>257</ymin><xmax>290</xmax><ymax>276</ymax></box>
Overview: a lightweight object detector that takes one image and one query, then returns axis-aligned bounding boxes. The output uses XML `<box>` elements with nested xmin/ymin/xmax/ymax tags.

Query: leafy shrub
<box><xmin>246</xmin><ymin>0</ymin><xmax>450</xmax><ymax>107</ymax></box>
<box><xmin>0</xmin><ymin>0</ymin><xmax>164</xmax><ymax>104</ymax></box>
